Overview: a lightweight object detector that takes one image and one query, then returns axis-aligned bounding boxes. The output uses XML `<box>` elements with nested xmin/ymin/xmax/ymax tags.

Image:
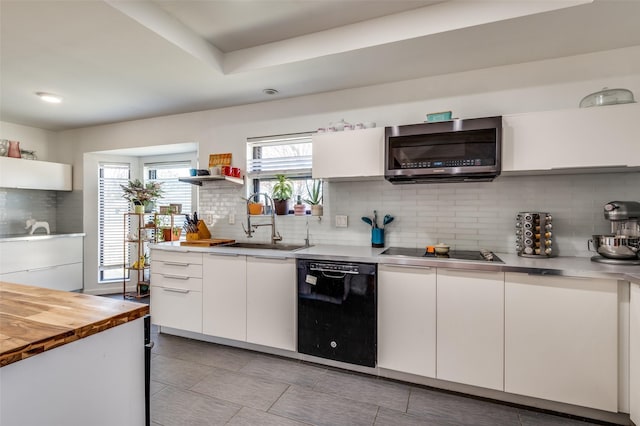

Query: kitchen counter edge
<box><xmin>0</xmin><ymin>232</ymin><xmax>86</xmax><ymax>242</ymax></box>
<box><xmin>0</xmin><ymin>282</ymin><xmax>149</xmax><ymax>367</ymax></box>
<box><xmin>150</xmin><ymin>243</ymin><xmax>639</xmax><ymax>282</ymax></box>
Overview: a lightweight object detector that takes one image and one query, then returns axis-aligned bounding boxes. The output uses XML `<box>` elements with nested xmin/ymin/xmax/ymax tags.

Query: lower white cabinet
<box><xmin>150</xmin><ymin>250</ymin><xmax>202</xmax><ymax>333</ymax></box>
<box><xmin>246</xmin><ymin>256</ymin><xmax>296</xmax><ymax>351</ymax></box>
<box><xmin>378</xmin><ymin>263</ymin><xmax>436</xmax><ymax>377</ymax></box>
<box><xmin>0</xmin><ymin>263</ymin><xmax>82</xmax><ymax>292</ymax></box>
<box><xmin>436</xmin><ymin>269</ymin><xmax>504</xmax><ymax>390</ymax></box>
<box><xmin>631</xmin><ymin>282</ymin><xmax>640</xmax><ymax>425</ymax></box>
<box><xmin>504</xmin><ymin>273</ymin><xmax>618</xmax><ymax>412</ymax></box>
<box><xmin>0</xmin><ymin>236</ymin><xmax>83</xmax><ymax>291</ymax></box>
<box><xmin>202</xmin><ymin>253</ymin><xmax>247</xmax><ymax>341</ymax></box>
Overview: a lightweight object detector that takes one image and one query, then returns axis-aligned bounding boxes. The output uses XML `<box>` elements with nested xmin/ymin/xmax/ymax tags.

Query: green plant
<box><xmin>120</xmin><ymin>179</ymin><xmax>163</xmax><ymax>205</ymax></box>
<box><xmin>303</xmin><ymin>179</ymin><xmax>323</xmax><ymax>205</ymax></box>
<box><xmin>271</xmin><ymin>174</ymin><xmax>293</xmax><ymax>201</ymax></box>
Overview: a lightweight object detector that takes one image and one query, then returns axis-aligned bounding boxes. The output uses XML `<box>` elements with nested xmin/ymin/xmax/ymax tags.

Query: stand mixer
<box><xmin>589</xmin><ymin>201</ymin><xmax>640</xmax><ymax>265</ymax></box>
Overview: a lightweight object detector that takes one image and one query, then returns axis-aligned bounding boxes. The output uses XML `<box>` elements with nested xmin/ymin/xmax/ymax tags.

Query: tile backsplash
<box><xmin>200</xmin><ymin>172</ymin><xmax>639</xmax><ymax>257</ymax></box>
<box><xmin>0</xmin><ymin>188</ymin><xmax>83</xmax><ymax>235</ymax></box>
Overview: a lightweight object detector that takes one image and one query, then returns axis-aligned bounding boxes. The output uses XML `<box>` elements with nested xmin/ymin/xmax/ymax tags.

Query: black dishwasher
<box><xmin>297</xmin><ymin>259</ymin><xmax>376</xmax><ymax>367</ymax></box>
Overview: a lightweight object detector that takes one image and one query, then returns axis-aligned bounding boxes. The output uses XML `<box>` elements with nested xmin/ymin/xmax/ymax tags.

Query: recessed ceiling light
<box><xmin>36</xmin><ymin>92</ymin><xmax>63</xmax><ymax>103</ymax></box>
<box><xmin>263</xmin><ymin>88</ymin><xmax>278</xmax><ymax>95</ymax></box>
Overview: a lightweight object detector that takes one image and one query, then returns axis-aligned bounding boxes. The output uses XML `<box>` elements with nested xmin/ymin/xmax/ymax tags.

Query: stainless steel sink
<box><xmin>223</xmin><ymin>242</ymin><xmax>309</xmax><ymax>251</ymax></box>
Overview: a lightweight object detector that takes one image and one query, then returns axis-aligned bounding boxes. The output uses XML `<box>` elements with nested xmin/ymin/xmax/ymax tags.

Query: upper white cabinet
<box><xmin>436</xmin><ymin>269</ymin><xmax>504</xmax><ymax>391</ymax></box>
<box><xmin>631</xmin><ymin>282</ymin><xmax>640</xmax><ymax>425</ymax></box>
<box><xmin>0</xmin><ymin>156</ymin><xmax>72</xmax><ymax>191</ymax></box>
<box><xmin>502</xmin><ymin>103</ymin><xmax>640</xmax><ymax>173</ymax></box>
<box><xmin>312</xmin><ymin>127</ymin><xmax>384</xmax><ymax>179</ymax></box>
<box><xmin>246</xmin><ymin>256</ymin><xmax>296</xmax><ymax>351</ymax></box>
<box><xmin>377</xmin><ymin>263</ymin><xmax>436</xmax><ymax>378</ymax></box>
<box><xmin>504</xmin><ymin>272</ymin><xmax>618</xmax><ymax>412</ymax></box>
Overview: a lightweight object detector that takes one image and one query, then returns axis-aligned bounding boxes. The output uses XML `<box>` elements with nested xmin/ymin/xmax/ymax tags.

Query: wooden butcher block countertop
<box><xmin>0</xmin><ymin>282</ymin><xmax>149</xmax><ymax>367</ymax></box>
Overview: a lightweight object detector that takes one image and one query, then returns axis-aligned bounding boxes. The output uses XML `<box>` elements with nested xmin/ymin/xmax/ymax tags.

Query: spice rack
<box><xmin>515</xmin><ymin>212</ymin><xmax>554</xmax><ymax>257</ymax></box>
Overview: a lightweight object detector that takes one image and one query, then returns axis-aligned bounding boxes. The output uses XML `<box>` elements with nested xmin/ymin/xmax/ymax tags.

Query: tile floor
<box><xmin>148</xmin><ymin>329</ymin><xmax>604</xmax><ymax>426</ymax></box>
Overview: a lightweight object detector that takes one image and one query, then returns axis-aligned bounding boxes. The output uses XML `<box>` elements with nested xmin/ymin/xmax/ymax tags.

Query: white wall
<box><xmin>55</xmin><ymin>45</ymin><xmax>640</xmax><ymax>294</ymax></box>
<box><xmin>0</xmin><ymin>121</ymin><xmax>58</xmax><ymax>161</ymax></box>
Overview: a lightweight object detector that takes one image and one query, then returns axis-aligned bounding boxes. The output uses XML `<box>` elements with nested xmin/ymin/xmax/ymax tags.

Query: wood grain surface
<box><xmin>179</xmin><ymin>238</ymin><xmax>235</xmax><ymax>247</ymax></box>
<box><xmin>0</xmin><ymin>282</ymin><xmax>149</xmax><ymax>367</ymax></box>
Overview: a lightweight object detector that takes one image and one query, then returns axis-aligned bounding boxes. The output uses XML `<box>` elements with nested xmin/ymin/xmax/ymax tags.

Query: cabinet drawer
<box><xmin>0</xmin><ymin>262</ymin><xmax>83</xmax><ymax>292</ymax></box>
<box><xmin>0</xmin><ymin>237</ymin><xmax>83</xmax><ymax>274</ymax></box>
<box><xmin>151</xmin><ymin>260</ymin><xmax>202</xmax><ymax>278</ymax></box>
<box><xmin>150</xmin><ymin>286</ymin><xmax>202</xmax><ymax>333</ymax></box>
<box><xmin>151</xmin><ymin>249</ymin><xmax>202</xmax><ymax>265</ymax></box>
<box><xmin>151</xmin><ymin>273</ymin><xmax>202</xmax><ymax>292</ymax></box>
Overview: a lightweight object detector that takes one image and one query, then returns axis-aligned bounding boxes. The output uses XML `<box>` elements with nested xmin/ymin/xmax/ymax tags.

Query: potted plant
<box><xmin>120</xmin><ymin>179</ymin><xmax>163</xmax><ymax>213</ymax></box>
<box><xmin>161</xmin><ymin>225</ymin><xmax>182</xmax><ymax>242</ymax></box>
<box><xmin>271</xmin><ymin>174</ymin><xmax>293</xmax><ymax>215</ymax></box>
<box><xmin>304</xmin><ymin>179</ymin><xmax>323</xmax><ymax>216</ymax></box>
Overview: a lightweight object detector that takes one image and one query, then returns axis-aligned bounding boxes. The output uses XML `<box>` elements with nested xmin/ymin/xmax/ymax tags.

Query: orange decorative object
<box><xmin>197</xmin><ymin>220</ymin><xmax>211</xmax><ymax>239</ymax></box>
<box><xmin>208</xmin><ymin>153</ymin><xmax>232</xmax><ymax>167</ymax></box>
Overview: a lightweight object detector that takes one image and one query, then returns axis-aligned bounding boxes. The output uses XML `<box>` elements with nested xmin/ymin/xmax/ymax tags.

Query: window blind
<box><xmin>145</xmin><ymin>161</ymin><xmax>193</xmax><ymax>225</ymax></box>
<box><xmin>98</xmin><ymin>163</ymin><xmax>130</xmax><ymax>282</ymax></box>
<box><xmin>247</xmin><ymin>133</ymin><xmax>313</xmax><ymax>179</ymax></box>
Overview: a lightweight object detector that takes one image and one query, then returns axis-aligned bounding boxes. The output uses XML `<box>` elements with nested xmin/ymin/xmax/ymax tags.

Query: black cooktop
<box><xmin>380</xmin><ymin>247</ymin><xmax>503</xmax><ymax>263</ymax></box>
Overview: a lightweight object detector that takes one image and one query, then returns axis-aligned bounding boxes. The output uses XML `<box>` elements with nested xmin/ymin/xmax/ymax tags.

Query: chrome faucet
<box><xmin>242</xmin><ymin>193</ymin><xmax>282</xmax><ymax>244</ymax></box>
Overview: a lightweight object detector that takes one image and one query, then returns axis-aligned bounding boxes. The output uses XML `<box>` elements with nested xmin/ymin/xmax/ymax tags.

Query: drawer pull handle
<box><xmin>162</xmin><ymin>287</ymin><xmax>190</xmax><ymax>294</ymax></box>
<box><xmin>28</xmin><ymin>265</ymin><xmax>58</xmax><ymax>272</ymax></box>
<box><xmin>382</xmin><ymin>264</ymin><xmax>431</xmax><ymax>270</ymax></box>
<box><xmin>250</xmin><ymin>255</ymin><xmax>288</xmax><ymax>261</ymax></box>
<box><xmin>162</xmin><ymin>274</ymin><xmax>189</xmax><ymax>280</ymax></box>
<box><xmin>208</xmin><ymin>252</ymin><xmax>239</xmax><ymax>257</ymax></box>
<box><xmin>163</xmin><ymin>262</ymin><xmax>189</xmax><ymax>267</ymax></box>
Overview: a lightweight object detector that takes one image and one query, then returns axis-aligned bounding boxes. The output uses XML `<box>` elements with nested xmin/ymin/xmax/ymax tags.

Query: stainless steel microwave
<box><xmin>384</xmin><ymin>116</ymin><xmax>502</xmax><ymax>184</ymax></box>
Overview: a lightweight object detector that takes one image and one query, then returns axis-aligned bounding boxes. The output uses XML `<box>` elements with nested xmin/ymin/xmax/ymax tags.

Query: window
<box><xmin>98</xmin><ymin>163</ymin><xmax>130</xmax><ymax>282</ymax></box>
<box><xmin>247</xmin><ymin>133</ymin><xmax>314</xmax><ymax>202</ymax></box>
<box><xmin>144</xmin><ymin>161</ymin><xmax>193</xmax><ymax>227</ymax></box>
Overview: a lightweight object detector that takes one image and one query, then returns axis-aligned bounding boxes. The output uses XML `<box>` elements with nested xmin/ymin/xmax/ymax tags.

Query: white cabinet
<box><xmin>436</xmin><ymin>269</ymin><xmax>504</xmax><ymax>390</ymax></box>
<box><xmin>377</xmin><ymin>263</ymin><xmax>436</xmax><ymax>377</ymax></box>
<box><xmin>631</xmin><ymin>282</ymin><xmax>640</xmax><ymax>425</ymax></box>
<box><xmin>504</xmin><ymin>273</ymin><xmax>618</xmax><ymax>412</ymax></box>
<box><xmin>202</xmin><ymin>253</ymin><xmax>247</xmax><ymax>341</ymax></box>
<box><xmin>312</xmin><ymin>127</ymin><xmax>384</xmax><ymax>179</ymax></box>
<box><xmin>0</xmin><ymin>236</ymin><xmax>83</xmax><ymax>291</ymax></box>
<box><xmin>502</xmin><ymin>103</ymin><xmax>640</xmax><ymax>173</ymax></box>
<box><xmin>0</xmin><ymin>156</ymin><xmax>72</xmax><ymax>191</ymax></box>
<box><xmin>246</xmin><ymin>256</ymin><xmax>296</xmax><ymax>351</ymax></box>
<box><xmin>150</xmin><ymin>250</ymin><xmax>202</xmax><ymax>333</ymax></box>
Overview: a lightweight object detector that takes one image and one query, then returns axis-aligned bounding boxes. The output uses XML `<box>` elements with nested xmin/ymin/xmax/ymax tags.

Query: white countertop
<box><xmin>151</xmin><ymin>242</ymin><xmax>640</xmax><ymax>282</ymax></box>
<box><xmin>0</xmin><ymin>233</ymin><xmax>85</xmax><ymax>242</ymax></box>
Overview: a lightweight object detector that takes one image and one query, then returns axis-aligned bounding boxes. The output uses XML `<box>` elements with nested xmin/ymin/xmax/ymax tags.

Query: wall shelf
<box><xmin>179</xmin><ymin>175</ymin><xmax>244</xmax><ymax>186</ymax></box>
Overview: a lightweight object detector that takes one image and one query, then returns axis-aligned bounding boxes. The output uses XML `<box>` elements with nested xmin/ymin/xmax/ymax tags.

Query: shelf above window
<box><xmin>178</xmin><ymin>175</ymin><xmax>244</xmax><ymax>186</ymax></box>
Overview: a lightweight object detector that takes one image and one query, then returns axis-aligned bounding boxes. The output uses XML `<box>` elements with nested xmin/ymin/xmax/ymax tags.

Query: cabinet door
<box><xmin>437</xmin><ymin>269</ymin><xmax>504</xmax><ymax>390</ymax></box>
<box><xmin>378</xmin><ymin>263</ymin><xmax>436</xmax><ymax>377</ymax></box>
<box><xmin>246</xmin><ymin>256</ymin><xmax>296</xmax><ymax>351</ymax></box>
<box><xmin>0</xmin><ymin>237</ymin><xmax>83</xmax><ymax>275</ymax></box>
<box><xmin>150</xmin><ymin>286</ymin><xmax>202</xmax><ymax>333</ymax></box>
<box><xmin>312</xmin><ymin>127</ymin><xmax>384</xmax><ymax>179</ymax></box>
<box><xmin>631</xmin><ymin>282</ymin><xmax>640</xmax><ymax>425</ymax></box>
<box><xmin>502</xmin><ymin>103</ymin><xmax>640</xmax><ymax>172</ymax></box>
<box><xmin>202</xmin><ymin>253</ymin><xmax>247</xmax><ymax>341</ymax></box>
<box><xmin>504</xmin><ymin>273</ymin><xmax>618</xmax><ymax>411</ymax></box>
<box><xmin>0</xmin><ymin>263</ymin><xmax>82</xmax><ymax>292</ymax></box>
<box><xmin>0</xmin><ymin>156</ymin><xmax>72</xmax><ymax>191</ymax></box>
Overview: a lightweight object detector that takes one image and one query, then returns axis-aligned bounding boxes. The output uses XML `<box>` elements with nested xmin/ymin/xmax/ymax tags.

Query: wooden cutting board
<box><xmin>180</xmin><ymin>238</ymin><xmax>235</xmax><ymax>247</ymax></box>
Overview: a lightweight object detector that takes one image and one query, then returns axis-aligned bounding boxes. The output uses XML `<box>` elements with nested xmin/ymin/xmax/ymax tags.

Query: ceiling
<box><xmin>1</xmin><ymin>0</ymin><xmax>639</xmax><ymax>131</ymax></box>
